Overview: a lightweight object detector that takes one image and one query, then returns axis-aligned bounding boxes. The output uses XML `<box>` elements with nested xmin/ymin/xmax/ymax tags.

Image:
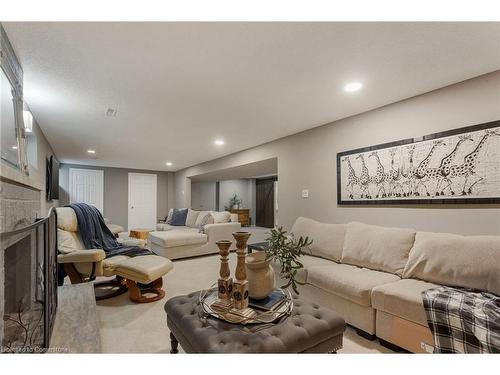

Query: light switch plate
<box><xmin>302</xmin><ymin>189</ymin><xmax>309</xmax><ymax>198</ymax></box>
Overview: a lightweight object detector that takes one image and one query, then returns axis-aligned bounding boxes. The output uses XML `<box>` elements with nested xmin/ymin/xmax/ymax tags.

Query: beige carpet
<box><xmin>95</xmin><ymin>252</ymin><xmax>393</xmax><ymax>353</ymax></box>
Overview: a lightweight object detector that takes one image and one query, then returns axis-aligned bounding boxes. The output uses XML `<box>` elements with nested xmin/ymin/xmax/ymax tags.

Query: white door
<box><xmin>128</xmin><ymin>173</ymin><xmax>157</xmax><ymax>231</ymax></box>
<box><xmin>69</xmin><ymin>168</ymin><xmax>104</xmax><ymax>213</ymax></box>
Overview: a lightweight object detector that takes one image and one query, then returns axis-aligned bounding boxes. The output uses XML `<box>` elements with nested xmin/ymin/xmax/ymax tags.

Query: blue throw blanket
<box><xmin>67</xmin><ymin>203</ymin><xmax>152</xmax><ymax>258</ymax></box>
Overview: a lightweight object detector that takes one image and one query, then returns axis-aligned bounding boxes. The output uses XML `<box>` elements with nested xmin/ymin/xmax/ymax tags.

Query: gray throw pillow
<box><xmin>170</xmin><ymin>208</ymin><xmax>188</xmax><ymax>226</ymax></box>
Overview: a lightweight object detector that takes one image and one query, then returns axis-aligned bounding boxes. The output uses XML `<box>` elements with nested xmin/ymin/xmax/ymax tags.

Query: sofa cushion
<box><xmin>341</xmin><ymin>222</ymin><xmax>415</xmax><ymax>276</ymax></box>
<box><xmin>149</xmin><ymin>231</ymin><xmax>207</xmax><ymax>248</ymax></box>
<box><xmin>272</xmin><ymin>254</ymin><xmax>334</xmax><ymax>284</ymax></box>
<box><xmin>156</xmin><ymin>224</ymin><xmax>196</xmax><ymax>231</ymax></box>
<box><xmin>56</xmin><ymin>207</ymin><xmax>79</xmax><ymax>232</ymax></box>
<box><xmin>291</xmin><ymin>217</ymin><xmax>346</xmax><ymax>262</ymax></box>
<box><xmin>57</xmin><ymin>229</ymin><xmax>85</xmax><ymax>253</ymax></box>
<box><xmin>371</xmin><ymin>279</ymin><xmax>439</xmax><ymax>326</ymax></box>
<box><xmin>114</xmin><ymin>255</ymin><xmax>174</xmax><ymax>284</ymax></box>
<box><xmin>186</xmin><ymin>209</ymin><xmax>200</xmax><ymax>227</ymax></box>
<box><xmin>306</xmin><ymin>263</ymin><xmax>400</xmax><ymax>306</ymax></box>
<box><xmin>402</xmin><ymin>231</ymin><xmax>500</xmax><ymax>295</ymax></box>
<box><xmin>102</xmin><ymin>255</ymin><xmax>130</xmax><ymax>272</ymax></box>
<box><xmin>107</xmin><ymin>223</ymin><xmax>124</xmax><ymax>235</ymax></box>
<box><xmin>211</xmin><ymin>211</ymin><xmax>231</xmax><ymax>223</ymax></box>
<box><xmin>194</xmin><ymin>211</ymin><xmax>212</xmax><ymax>227</ymax></box>
<box><xmin>170</xmin><ymin>208</ymin><xmax>188</xmax><ymax>226</ymax></box>
<box><xmin>293</xmin><ymin>254</ymin><xmax>335</xmax><ymax>284</ymax></box>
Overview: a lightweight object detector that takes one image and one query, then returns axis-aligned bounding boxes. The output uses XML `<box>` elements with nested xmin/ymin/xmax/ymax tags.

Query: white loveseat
<box><xmin>149</xmin><ymin>210</ymin><xmax>241</xmax><ymax>260</ymax></box>
<box><xmin>288</xmin><ymin>217</ymin><xmax>500</xmax><ymax>353</ymax></box>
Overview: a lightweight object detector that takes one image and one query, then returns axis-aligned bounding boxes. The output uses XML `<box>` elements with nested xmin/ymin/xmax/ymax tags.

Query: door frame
<box><xmin>255</xmin><ymin>176</ymin><xmax>278</xmax><ymax>228</ymax></box>
<box><xmin>127</xmin><ymin>172</ymin><xmax>157</xmax><ymax>230</ymax></box>
<box><xmin>69</xmin><ymin>168</ymin><xmax>104</xmax><ymax>213</ymax></box>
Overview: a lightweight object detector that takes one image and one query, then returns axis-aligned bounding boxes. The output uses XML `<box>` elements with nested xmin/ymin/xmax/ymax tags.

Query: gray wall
<box><xmin>59</xmin><ymin>164</ymin><xmax>173</xmax><ymax>229</ymax></box>
<box><xmin>219</xmin><ymin>179</ymin><xmax>251</xmax><ymax>211</ymax></box>
<box><xmin>175</xmin><ymin>71</ymin><xmax>500</xmax><ymax>235</ymax></box>
<box><xmin>28</xmin><ymin>118</ymin><xmax>59</xmax><ymax>216</ymax></box>
<box><xmin>191</xmin><ymin>181</ymin><xmax>217</xmax><ymax>210</ymax></box>
<box><xmin>190</xmin><ymin>179</ymin><xmax>256</xmax><ymax>223</ymax></box>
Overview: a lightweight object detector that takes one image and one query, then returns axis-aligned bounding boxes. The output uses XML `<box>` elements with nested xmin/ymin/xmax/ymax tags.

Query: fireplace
<box><xmin>1</xmin><ymin>208</ymin><xmax>58</xmax><ymax>353</ymax></box>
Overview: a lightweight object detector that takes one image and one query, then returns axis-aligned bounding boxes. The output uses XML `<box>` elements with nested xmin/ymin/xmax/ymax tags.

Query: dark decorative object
<box><xmin>46</xmin><ymin>155</ymin><xmax>60</xmax><ymax>200</ymax></box>
<box><xmin>337</xmin><ymin>120</ymin><xmax>500</xmax><ymax>205</ymax></box>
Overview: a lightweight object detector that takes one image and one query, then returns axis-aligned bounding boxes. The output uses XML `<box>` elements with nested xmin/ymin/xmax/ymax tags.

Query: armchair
<box><xmin>56</xmin><ymin>207</ymin><xmax>174</xmax><ymax>303</ymax></box>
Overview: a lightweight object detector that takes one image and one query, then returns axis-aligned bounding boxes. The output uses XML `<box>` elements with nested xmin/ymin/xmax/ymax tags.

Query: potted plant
<box><xmin>246</xmin><ymin>227</ymin><xmax>312</xmax><ymax>298</ymax></box>
<box><xmin>228</xmin><ymin>194</ymin><xmax>242</xmax><ymax>209</ymax></box>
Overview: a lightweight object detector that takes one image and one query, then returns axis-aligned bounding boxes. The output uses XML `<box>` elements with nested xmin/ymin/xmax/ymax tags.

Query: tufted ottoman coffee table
<box><xmin>165</xmin><ymin>292</ymin><xmax>346</xmax><ymax>353</ymax></box>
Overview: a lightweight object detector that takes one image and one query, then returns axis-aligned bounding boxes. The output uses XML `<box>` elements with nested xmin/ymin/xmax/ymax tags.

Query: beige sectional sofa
<box><xmin>149</xmin><ymin>210</ymin><xmax>241</xmax><ymax>260</ymax></box>
<box><xmin>289</xmin><ymin>217</ymin><xmax>500</xmax><ymax>353</ymax></box>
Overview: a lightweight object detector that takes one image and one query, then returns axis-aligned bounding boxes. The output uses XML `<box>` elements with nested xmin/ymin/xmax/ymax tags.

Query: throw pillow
<box><xmin>211</xmin><ymin>211</ymin><xmax>231</xmax><ymax>223</ymax></box>
<box><xmin>185</xmin><ymin>209</ymin><xmax>200</xmax><ymax>227</ymax></box>
<box><xmin>198</xmin><ymin>213</ymin><xmax>214</xmax><ymax>233</ymax></box>
<box><xmin>170</xmin><ymin>208</ymin><xmax>188</xmax><ymax>226</ymax></box>
<box><xmin>165</xmin><ymin>208</ymin><xmax>173</xmax><ymax>224</ymax></box>
<box><xmin>194</xmin><ymin>210</ymin><xmax>211</xmax><ymax>227</ymax></box>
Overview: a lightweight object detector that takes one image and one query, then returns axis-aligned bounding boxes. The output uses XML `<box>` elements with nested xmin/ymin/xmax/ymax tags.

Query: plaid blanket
<box><xmin>422</xmin><ymin>286</ymin><xmax>500</xmax><ymax>353</ymax></box>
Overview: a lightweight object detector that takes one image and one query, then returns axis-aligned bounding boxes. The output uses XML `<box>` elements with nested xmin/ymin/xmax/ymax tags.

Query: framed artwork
<box><xmin>337</xmin><ymin>120</ymin><xmax>500</xmax><ymax>205</ymax></box>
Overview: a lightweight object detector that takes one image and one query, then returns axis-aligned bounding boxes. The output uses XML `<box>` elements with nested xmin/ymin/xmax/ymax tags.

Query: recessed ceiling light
<box><xmin>87</xmin><ymin>149</ymin><xmax>96</xmax><ymax>154</ymax></box>
<box><xmin>11</xmin><ymin>145</ymin><xmax>18</xmax><ymax>150</ymax></box>
<box><xmin>166</xmin><ymin>162</ymin><xmax>173</xmax><ymax>166</ymax></box>
<box><xmin>214</xmin><ymin>139</ymin><xmax>225</xmax><ymax>146</ymax></box>
<box><xmin>344</xmin><ymin>82</ymin><xmax>363</xmax><ymax>93</ymax></box>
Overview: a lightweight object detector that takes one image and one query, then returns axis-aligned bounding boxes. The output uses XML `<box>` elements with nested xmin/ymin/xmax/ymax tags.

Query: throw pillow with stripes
<box><xmin>198</xmin><ymin>213</ymin><xmax>214</xmax><ymax>233</ymax></box>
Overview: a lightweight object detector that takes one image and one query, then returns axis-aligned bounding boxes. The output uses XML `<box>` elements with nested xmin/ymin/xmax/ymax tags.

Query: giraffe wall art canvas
<box><xmin>337</xmin><ymin>120</ymin><xmax>500</xmax><ymax>205</ymax></box>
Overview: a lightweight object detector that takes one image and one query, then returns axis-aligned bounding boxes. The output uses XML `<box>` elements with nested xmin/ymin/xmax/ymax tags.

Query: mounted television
<box><xmin>46</xmin><ymin>155</ymin><xmax>59</xmax><ymax>200</ymax></box>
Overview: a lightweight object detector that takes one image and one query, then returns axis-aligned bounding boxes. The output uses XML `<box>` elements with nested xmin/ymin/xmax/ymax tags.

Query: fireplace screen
<box><xmin>1</xmin><ymin>208</ymin><xmax>58</xmax><ymax>353</ymax></box>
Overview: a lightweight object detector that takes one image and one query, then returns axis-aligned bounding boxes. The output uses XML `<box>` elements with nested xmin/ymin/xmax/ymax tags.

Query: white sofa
<box><xmin>149</xmin><ymin>210</ymin><xmax>241</xmax><ymax>260</ymax></box>
<box><xmin>288</xmin><ymin>217</ymin><xmax>500</xmax><ymax>353</ymax></box>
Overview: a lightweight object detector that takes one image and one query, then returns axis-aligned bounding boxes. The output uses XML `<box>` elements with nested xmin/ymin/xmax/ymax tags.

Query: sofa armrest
<box><xmin>204</xmin><ymin>222</ymin><xmax>241</xmax><ymax>243</ymax></box>
<box><xmin>229</xmin><ymin>214</ymin><xmax>239</xmax><ymax>223</ymax></box>
<box><xmin>58</xmin><ymin>249</ymin><xmax>106</xmax><ymax>264</ymax></box>
<box><xmin>156</xmin><ymin>223</ymin><xmax>173</xmax><ymax>231</ymax></box>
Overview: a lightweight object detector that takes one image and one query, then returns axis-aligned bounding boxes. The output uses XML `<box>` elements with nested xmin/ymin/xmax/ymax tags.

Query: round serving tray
<box><xmin>199</xmin><ymin>286</ymin><xmax>293</xmax><ymax>325</ymax></box>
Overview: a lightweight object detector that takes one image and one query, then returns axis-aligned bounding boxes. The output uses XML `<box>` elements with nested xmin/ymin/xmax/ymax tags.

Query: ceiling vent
<box><xmin>105</xmin><ymin>108</ymin><xmax>117</xmax><ymax>117</ymax></box>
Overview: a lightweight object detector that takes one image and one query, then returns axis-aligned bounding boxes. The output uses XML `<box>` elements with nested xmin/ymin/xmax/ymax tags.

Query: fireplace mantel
<box><xmin>0</xmin><ymin>164</ymin><xmax>43</xmax><ymax>192</ymax></box>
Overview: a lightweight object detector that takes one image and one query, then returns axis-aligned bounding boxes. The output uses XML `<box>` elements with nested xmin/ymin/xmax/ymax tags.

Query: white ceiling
<box><xmin>3</xmin><ymin>22</ymin><xmax>500</xmax><ymax>171</ymax></box>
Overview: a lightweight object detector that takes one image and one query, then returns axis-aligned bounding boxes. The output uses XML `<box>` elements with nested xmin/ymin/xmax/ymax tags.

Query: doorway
<box><xmin>69</xmin><ymin>168</ymin><xmax>104</xmax><ymax>213</ymax></box>
<box><xmin>128</xmin><ymin>173</ymin><xmax>157</xmax><ymax>230</ymax></box>
<box><xmin>255</xmin><ymin>177</ymin><xmax>277</xmax><ymax>228</ymax></box>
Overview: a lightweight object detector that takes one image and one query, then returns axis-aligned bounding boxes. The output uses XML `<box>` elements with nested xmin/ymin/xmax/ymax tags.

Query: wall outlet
<box><xmin>301</xmin><ymin>189</ymin><xmax>309</xmax><ymax>198</ymax></box>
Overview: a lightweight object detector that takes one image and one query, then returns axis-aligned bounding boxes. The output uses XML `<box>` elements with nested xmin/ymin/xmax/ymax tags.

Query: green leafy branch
<box><xmin>265</xmin><ymin>227</ymin><xmax>312</xmax><ymax>295</ymax></box>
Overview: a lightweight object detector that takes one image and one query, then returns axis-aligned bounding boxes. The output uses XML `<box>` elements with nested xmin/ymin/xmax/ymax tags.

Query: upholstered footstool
<box><xmin>114</xmin><ymin>255</ymin><xmax>174</xmax><ymax>303</ymax></box>
<box><xmin>165</xmin><ymin>292</ymin><xmax>346</xmax><ymax>353</ymax></box>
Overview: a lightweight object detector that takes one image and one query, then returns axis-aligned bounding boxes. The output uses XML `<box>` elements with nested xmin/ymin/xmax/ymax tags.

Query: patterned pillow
<box><xmin>198</xmin><ymin>213</ymin><xmax>214</xmax><ymax>233</ymax></box>
<box><xmin>165</xmin><ymin>208</ymin><xmax>174</xmax><ymax>224</ymax></box>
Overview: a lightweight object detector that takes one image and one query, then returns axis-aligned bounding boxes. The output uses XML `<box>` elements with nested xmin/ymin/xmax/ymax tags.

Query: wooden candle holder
<box><xmin>215</xmin><ymin>240</ymin><xmax>233</xmax><ymax>303</ymax></box>
<box><xmin>232</xmin><ymin>231</ymin><xmax>251</xmax><ymax>310</ymax></box>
